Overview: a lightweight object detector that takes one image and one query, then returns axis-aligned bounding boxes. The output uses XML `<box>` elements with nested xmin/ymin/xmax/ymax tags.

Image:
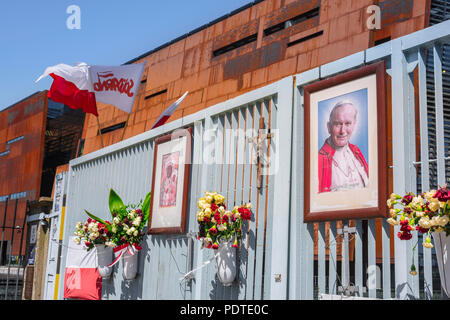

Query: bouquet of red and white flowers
<box><xmin>79</xmin><ymin>189</ymin><xmax>151</xmax><ymax>256</ymax></box>
<box><xmin>196</xmin><ymin>191</ymin><xmax>252</xmax><ymax>250</ymax></box>
<box><xmin>74</xmin><ymin>218</ymin><xmax>114</xmax><ymax>251</ymax></box>
<box><xmin>386</xmin><ymin>185</ymin><xmax>450</xmax><ymax>248</ymax></box>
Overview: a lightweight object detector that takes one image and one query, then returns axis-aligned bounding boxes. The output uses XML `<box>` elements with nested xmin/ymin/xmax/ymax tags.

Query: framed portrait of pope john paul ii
<box><xmin>303</xmin><ymin>61</ymin><xmax>388</xmax><ymax>222</ymax></box>
<box><xmin>148</xmin><ymin>128</ymin><xmax>192</xmax><ymax>234</ymax></box>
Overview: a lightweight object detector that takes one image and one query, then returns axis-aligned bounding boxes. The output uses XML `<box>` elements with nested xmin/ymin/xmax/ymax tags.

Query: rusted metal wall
<box><xmin>81</xmin><ymin>0</ymin><xmax>430</xmax><ymax>155</ymax></box>
<box><xmin>0</xmin><ymin>91</ymin><xmax>48</xmax><ymax>255</ymax></box>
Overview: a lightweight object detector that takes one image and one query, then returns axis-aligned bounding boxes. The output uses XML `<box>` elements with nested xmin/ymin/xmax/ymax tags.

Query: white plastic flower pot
<box><xmin>95</xmin><ymin>244</ymin><xmax>113</xmax><ymax>279</ymax></box>
<box><xmin>122</xmin><ymin>250</ymin><xmax>139</xmax><ymax>280</ymax></box>
<box><xmin>215</xmin><ymin>240</ymin><xmax>237</xmax><ymax>286</ymax></box>
<box><xmin>432</xmin><ymin>232</ymin><xmax>450</xmax><ymax>297</ymax></box>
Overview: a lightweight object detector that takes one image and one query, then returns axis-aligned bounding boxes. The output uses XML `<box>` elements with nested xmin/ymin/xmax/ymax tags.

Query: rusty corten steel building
<box><xmin>80</xmin><ymin>0</ymin><xmax>431</xmax><ymax>155</ymax></box>
<box><xmin>0</xmin><ymin>92</ymin><xmax>84</xmax><ymax>260</ymax></box>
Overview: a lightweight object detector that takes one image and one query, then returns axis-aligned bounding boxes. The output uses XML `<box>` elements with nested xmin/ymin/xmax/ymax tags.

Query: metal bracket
<box><xmin>336</xmin><ymin>226</ymin><xmax>356</xmax><ymax>235</ymax></box>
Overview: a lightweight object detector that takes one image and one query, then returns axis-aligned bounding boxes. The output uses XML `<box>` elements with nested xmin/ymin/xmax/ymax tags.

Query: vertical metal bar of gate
<box><xmin>4</xmin><ymin>198</ymin><xmax>18</xmax><ymax>300</ymax></box>
<box><xmin>0</xmin><ymin>197</ymin><xmax>8</xmax><ymax>265</ymax></box>
<box><xmin>14</xmin><ymin>200</ymin><xmax>28</xmax><ymax>299</ymax></box>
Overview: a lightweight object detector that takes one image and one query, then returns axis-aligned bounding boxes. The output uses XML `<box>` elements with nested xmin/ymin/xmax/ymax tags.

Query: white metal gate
<box><xmin>289</xmin><ymin>19</ymin><xmax>450</xmax><ymax>300</ymax></box>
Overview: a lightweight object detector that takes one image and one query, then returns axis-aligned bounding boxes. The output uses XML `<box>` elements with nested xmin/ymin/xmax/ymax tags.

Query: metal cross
<box><xmin>248</xmin><ymin>117</ymin><xmax>273</xmax><ymax>190</ymax></box>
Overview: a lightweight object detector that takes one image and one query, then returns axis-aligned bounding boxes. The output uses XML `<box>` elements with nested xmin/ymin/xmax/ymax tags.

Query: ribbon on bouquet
<box><xmin>107</xmin><ymin>243</ymin><xmax>142</xmax><ymax>267</ymax></box>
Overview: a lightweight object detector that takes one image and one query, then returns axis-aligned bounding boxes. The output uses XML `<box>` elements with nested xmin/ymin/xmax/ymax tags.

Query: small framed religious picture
<box><xmin>148</xmin><ymin>127</ymin><xmax>192</xmax><ymax>234</ymax></box>
<box><xmin>303</xmin><ymin>61</ymin><xmax>388</xmax><ymax>222</ymax></box>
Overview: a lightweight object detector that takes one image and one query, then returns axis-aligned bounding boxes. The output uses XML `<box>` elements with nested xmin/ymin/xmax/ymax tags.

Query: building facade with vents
<box><xmin>80</xmin><ymin>0</ymin><xmax>431</xmax><ymax>155</ymax></box>
<box><xmin>0</xmin><ymin>92</ymin><xmax>84</xmax><ymax>268</ymax></box>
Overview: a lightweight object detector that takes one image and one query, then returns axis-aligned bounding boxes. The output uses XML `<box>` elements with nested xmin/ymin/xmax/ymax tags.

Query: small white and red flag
<box><xmin>151</xmin><ymin>91</ymin><xmax>189</xmax><ymax>130</ymax></box>
<box><xmin>36</xmin><ymin>62</ymin><xmax>98</xmax><ymax>116</ymax></box>
<box><xmin>36</xmin><ymin>62</ymin><xmax>145</xmax><ymax>116</ymax></box>
<box><xmin>90</xmin><ymin>63</ymin><xmax>145</xmax><ymax>114</ymax></box>
<box><xmin>63</xmin><ymin>237</ymin><xmax>102</xmax><ymax>300</ymax></box>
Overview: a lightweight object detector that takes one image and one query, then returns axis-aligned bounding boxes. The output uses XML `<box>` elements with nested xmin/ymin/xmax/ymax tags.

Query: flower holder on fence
<box><xmin>95</xmin><ymin>244</ymin><xmax>114</xmax><ymax>279</ymax></box>
<box><xmin>75</xmin><ymin>188</ymin><xmax>151</xmax><ymax>282</ymax></box>
<box><xmin>215</xmin><ymin>239</ymin><xmax>237</xmax><ymax>286</ymax></box>
<box><xmin>195</xmin><ymin>191</ymin><xmax>252</xmax><ymax>286</ymax></box>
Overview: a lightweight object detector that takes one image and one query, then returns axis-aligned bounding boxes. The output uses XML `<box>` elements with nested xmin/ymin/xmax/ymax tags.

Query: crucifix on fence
<box><xmin>248</xmin><ymin>117</ymin><xmax>273</xmax><ymax>190</ymax></box>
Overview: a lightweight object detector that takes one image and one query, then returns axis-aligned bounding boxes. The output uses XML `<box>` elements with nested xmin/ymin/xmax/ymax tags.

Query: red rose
<box><xmin>222</xmin><ymin>214</ymin><xmax>229</xmax><ymax>223</ymax></box>
<box><xmin>434</xmin><ymin>187</ymin><xmax>450</xmax><ymax>202</ymax></box>
<box><xmin>209</xmin><ymin>226</ymin><xmax>217</xmax><ymax>234</ymax></box>
<box><xmin>214</xmin><ymin>212</ymin><xmax>221</xmax><ymax>223</ymax></box>
<box><xmin>401</xmin><ymin>194</ymin><xmax>414</xmax><ymax>205</ymax></box>
<box><xmin>240</xmin><ymin>208</ymin><xmax>251</xmax><ymax>220</ymax></box>
<box><xmin>211</xmin><ymin>203</ymin><xmax>218</xmax><ymax>212</ymax></box>
<box><xmin>416</xmin><ymin>226</ymin><xmax>429</xmax><ymax>234</ymax></box>
<box><xmin>212</xmin><ymin>243</ymin><xmax>219</xmax><ymax>250</ymax></box>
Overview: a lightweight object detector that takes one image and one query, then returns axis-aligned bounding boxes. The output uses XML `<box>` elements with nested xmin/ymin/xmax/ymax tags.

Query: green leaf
<box><xmin>85</xmin><ymin>210</ymin><xmax>112</xmax><ymax>233</ymax></box>
<box><xmin>109</xmin><ymin>188</ymin><xmax>125</xmax><ymax>217</ymax></box>
<box><xmin>142</xmin><ymin>191</ymin><xmax>152</xmax><ymax>223</ymax></box>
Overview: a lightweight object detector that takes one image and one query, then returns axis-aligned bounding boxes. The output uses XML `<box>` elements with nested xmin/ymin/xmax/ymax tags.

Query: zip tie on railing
<box><xmin>179</xmin><ymin>251</ymin><xmax>220</xmax><ymax>282</ymax></box>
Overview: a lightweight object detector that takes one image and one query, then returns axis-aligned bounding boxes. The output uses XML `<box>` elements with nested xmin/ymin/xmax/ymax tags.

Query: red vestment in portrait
<box><xmin>318</xmin><ymin>140</ymin><xmax>369</xmax><ymax>193</ymax></box>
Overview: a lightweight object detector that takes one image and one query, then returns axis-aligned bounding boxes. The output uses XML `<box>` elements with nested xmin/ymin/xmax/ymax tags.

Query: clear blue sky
<box><xmin>0</xmin><ymin>0</ymin><xmax>253</xmax><ymax>111</ymax></box>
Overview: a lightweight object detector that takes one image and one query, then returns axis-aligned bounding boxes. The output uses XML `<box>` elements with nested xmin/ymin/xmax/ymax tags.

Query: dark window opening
<box><xmin>99</xmin><ymin>122</ymin><xmax>126</xmax><ymax>135</ymax></box>
<box><xmin>40</xmin><ymin>99</ymin><xmax>85</xmax><ymax>197</ymax></box>
<box><xmin>374</xmin><ymin>36</ymin><xmax>391</xmax><ymax>46</ymax></box>
<box><xmin>145</xmin><ymin>89</ymin><xmax>167</xmax><ymax>100</ymax></box>
<box><xmin>264</xmin><ymin>7</ymin><xmax>320</xmax><ymax>37</ymax></box>
<box><xmin>287</xmin><ymin>30</ymin><xmax>323</xmax><ymax>47</ymax></box>
<box><xmin>212</xmin><ymin>33</ymin><xmax>258</xmax><ymax>57</ymax></box>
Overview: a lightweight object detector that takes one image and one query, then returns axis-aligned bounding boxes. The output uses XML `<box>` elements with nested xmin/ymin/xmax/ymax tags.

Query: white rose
<box><xmin>113</xmin><ymin>217</ymin><xmax>120</xmax><ymax>224</ymax></box>
<box><xmin>133</xmin><ymin>230</ymin><xmax>139</xmax><ymax>237</ymax></box>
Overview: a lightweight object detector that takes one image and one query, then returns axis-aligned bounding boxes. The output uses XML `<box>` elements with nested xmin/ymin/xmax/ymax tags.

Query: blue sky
<box><xmin>0</xmin><ymin>0</ymin><xmax>253</xmax><ymax>111</ymax></box>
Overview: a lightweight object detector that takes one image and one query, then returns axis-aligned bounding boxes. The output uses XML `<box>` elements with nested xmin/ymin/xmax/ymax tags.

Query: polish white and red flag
<box><xmin>36</xmin><ymin>62</ymin><xmax>145</xmax><ymax>115</ymax></box>
<box><xmin>90</xmin><ymin>63</ymin><xmax>145</xmax><ymax>114</ymax></box>
<box><xmin>151</xmin><ymin>91</ymin><xmax>189</xmax><ymax>129</ymax></box>
<box><xmin>63</xmin><ymin>237</ymin><xmax>102</xmax><ymax>300</ymax></box>
<box><xmin>36</xmin><ymin>62</ymin><xmax>99</xmax><ymax>116</ymax></box>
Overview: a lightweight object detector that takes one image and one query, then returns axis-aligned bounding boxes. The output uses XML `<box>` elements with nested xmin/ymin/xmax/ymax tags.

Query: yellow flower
<box><xmin>204</xmin><ymin>208</ymin><xmax>212</xmax><ymax>218</ymax></box>
<box><xmin>213</xmin><ymin>194</ymin><xmax>225</xmax><ymax>204</ymax></box>
<box><xmin>429</xmin><ymin>199</ymin><xmax>440</xmax><ymax>212</ymax></box>
<box><xmin>424</xmin><ymin>190</ymin><xmax>437</xmax><ymax>202</ymax></box>
<box><xmin>205</xmin><ymin>195</ymin><xmax>213</xmax><ymax>204</ymax></box>
<box><xmin>246</xmin><ymin>203</ymin><xmax>253</xmax><ymax>210</ymax></box>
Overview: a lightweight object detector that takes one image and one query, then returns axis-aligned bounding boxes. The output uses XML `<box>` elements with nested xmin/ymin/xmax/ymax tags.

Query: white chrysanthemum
<box><xmin>419</xmin><ymin>217</ymin><xmax>432</xmax><ymax>229</ymax></box>
<box><xmin>132</xmin><ymin>216</ymin><xmax>141</xmax><ymax>226</ymax></box>
<box><xmin>217</xmin><ymin>223</ymin><xmax>226</xmax><ymax>232</ymax></box>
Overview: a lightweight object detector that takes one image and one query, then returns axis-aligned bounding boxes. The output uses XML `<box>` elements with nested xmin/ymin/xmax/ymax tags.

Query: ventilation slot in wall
<box><xmin>100</xmin><ymin>122</ymin><xmax>126</xmax><ymax>135</ymax></box>
<box><xmin>145</xmin><ymin>89</ymin><xmax>167</xmax><ymax>100</ymax></box>
<box><xmin>212</xmin><ymin>33</ymin><xmax>258</xmax><ymax>57</ymax></box>
<box><xmin>264</xmin><ymin>7</ymin><xmax>320</xmax><ymax>37</ymax></box>
<box><xmin>287</xmin><ymin>30</ymin><xmax>323</xmax><ymax>47</ymax></box>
